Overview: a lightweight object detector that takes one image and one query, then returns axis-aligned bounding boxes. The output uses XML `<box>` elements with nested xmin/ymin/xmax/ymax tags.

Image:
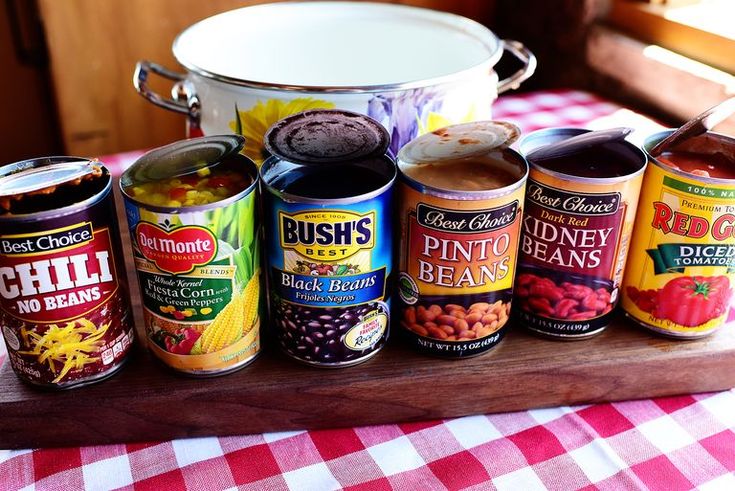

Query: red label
<box><xmin>135</xmin><ymin>222</ymin><xmax>217</xmax><ymax>275</ymax></box>
<box><xmin>0</xmin><ymin>222</ymin><xmax>118</xmax><ymax>323</ymax></box>
<box><xmin>519</xmin><ymin>181</ymin><xmax>624</xmax><ymax>277</ymax></box>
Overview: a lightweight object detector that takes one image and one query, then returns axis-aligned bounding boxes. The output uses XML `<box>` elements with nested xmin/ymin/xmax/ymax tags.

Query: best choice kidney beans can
<box><xmin>516</xmin><ymin>128</ymin><xmax>647</xmax><ymax>339</ymax></box>
<box><xmin>0</xmin><ymin>157</ymin><xmax>134</xmax><ymax>389</ymax></box>
<box><xmin>397</xmin><ymin>122</ymin><xmax>528</xmax><ymax>358</ymax></box>
<box><xmin>622</xmin><ymin>130</ymin><xmax>735</xmax><ymax>338</ymax></box>
<box><xmin>260</xmin><ymin>110</ymin><xmax>396</xmax><ymax>367</ymax></box>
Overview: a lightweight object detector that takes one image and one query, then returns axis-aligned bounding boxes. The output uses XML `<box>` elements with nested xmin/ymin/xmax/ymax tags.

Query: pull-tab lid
<box><xmin>398</xmin><ymin>121</ymin><xmax>520</xmax><ymax>164</ymax></box>
<box><xmin>0</xmin><ymin>159</ymin><xmax>98</xmax><ymax>197</ymax></box>
<box><xmin>264</xmin><ymin>109</ymin><xmax>389</xmax><ymax>164</ymax></box>
<box><xmin>122</xmin><ymin>134</ymin><xmax>244</xmax><ymax>186</ymax></box>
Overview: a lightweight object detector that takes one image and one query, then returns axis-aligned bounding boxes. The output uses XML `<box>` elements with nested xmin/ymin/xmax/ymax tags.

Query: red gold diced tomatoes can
<box><xmin>621</xmin><ymin>130</ymin><xmax>735</xmax><ymax>338</ymax></box>
<box><xmin>516</xmin><ymin>128</ymin><xmax>647</xmax><ymax>339</ymax></box>
<box><xmin>0</xmin><ymin>157</ymin><xmax>134</xmax><ymax>389</ymax></box>
<box><xmin>396</xmin><ymin>122</ymin><xmax>528</xmax><ymax>358</ymax></box>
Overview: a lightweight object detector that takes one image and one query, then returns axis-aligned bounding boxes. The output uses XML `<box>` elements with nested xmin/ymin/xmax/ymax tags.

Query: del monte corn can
<box><xmin>397</xmin><ymin>121</ymin><xmax>528</xmax><ymax>358</ymax></box>
<box><xmin>622</xmin><ymin>130</ymin><xmax>735</xmax><ymax>338</ymax></box>
<box><xmin>121</xmin><ymin>135</ymin><xmax>262</xmax><ymax>375</ymax></box>
<box><xmin>261</xmin><ymin>110</ymin><xmax>395</xmax><ymax>367</ymax></box>
<box><xmin>0</xmin><ymin>157</ymin><xmax>134</xmax><ymax>389</ymax></box>
<box><xmin>515</xmin><ymin>128</ymin><xmax>647</xmax><ymax>339</ymax></box>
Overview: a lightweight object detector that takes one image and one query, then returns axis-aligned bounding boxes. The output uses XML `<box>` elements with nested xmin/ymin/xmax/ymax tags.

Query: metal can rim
<box><xmin>644</xmin><ymin>129</ymin><xmax>735</xmax><ymax>185</ymax></box>
<box><xmin>0</xmin><ymin>156</ymin><xmax>112</xmax><ymax>223</ymax></box>
<box><xmin>397</xmin><ymin>147</ymin><xmax>529</xmax><ymax>201</ymax></box>
<box><xmin>119</xmin><ymin>152</ymin><xmax>260</xmax><ymax>212</ymax></box>
<box><xmin>260</xmin><ymin>154</ymin><xmax>397</xmax><ymax>205</ymax></box>
<box><xmin>519</xmin><ymin>127</ymin><xmax>648</xmax><ymax>185</ymax></box>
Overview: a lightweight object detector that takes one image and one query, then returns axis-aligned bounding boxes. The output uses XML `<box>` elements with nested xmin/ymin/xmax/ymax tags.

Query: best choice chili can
<box><xmin>622</xmin><ymin>130</ymin><xmax>735</xmax><ymax>338</ymax></box>
<box><xmin>261</xmin><ymin>110</ymin><xmax>396</xmax><ymax>367</ymax></box>
<box><xmin>0</xmin><ymin>157</ymin><xmax>134</xmax><ymax>389</ymax></box>
<box><xmin>515</xmin><ymin>128</ymin><xmax>647</xmax><ymax>339</ymax></box>
<box><xmin>120</xmin><ymin>135</ymin><xmax>262</xmax><ymax>376</ymax></box>
<box><xmin>396</xmin><ymin>122</ymin><xmax>528</xmax><ymax>358</ymax></box>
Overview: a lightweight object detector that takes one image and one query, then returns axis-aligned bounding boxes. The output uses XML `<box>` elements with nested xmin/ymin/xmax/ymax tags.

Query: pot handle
<box><xmin>133</xmin><ymin>60</ymin><xmax>200</xmax><ymax>120</ymax></box>
<box><xmin>496</xmin><ymin>40</ymin><xmax>537</xmax><ymax>94</ymax></box>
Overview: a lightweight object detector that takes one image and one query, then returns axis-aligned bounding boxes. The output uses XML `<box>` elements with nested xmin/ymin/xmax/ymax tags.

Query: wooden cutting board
<box><xmin>2</xmin><ymin>312</ymin><xmax>735</xmax><ymax>449</ymax></box>
<box><xmin>2</xmin><ymin>188</ymin><xmax>735</xmax><ymax>449</ymax></box>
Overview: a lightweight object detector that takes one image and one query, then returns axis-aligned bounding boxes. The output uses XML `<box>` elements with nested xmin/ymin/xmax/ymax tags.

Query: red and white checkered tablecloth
<box><xmin>3</xmin><ymin>89</ymin><xmax>735</xmax><ymax>491</ymax></box>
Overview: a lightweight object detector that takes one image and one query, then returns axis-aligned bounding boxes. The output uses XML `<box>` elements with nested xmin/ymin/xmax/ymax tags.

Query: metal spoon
<box><xmin>526</xmin><ymin>127</ymin><xmax>633</xmax><ymax>162</ymax></box>
<box><xmin>649</xmin><ymin>96</ymin><xmax>735</xmax><ymax>157</ymax></box>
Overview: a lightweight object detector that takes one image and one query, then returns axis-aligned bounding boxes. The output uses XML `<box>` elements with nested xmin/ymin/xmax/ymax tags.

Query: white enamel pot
<box><xmin>134</xmin><ymin>1</ymin><xmax>536</xmax><ymax>163</ymax></box>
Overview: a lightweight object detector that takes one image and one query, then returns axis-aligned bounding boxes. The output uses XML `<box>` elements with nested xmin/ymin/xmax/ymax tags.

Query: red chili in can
<box><xmin>0</xmin><ymin>157</ymin><xmax>134</xmax><ymax>389</ymax></box>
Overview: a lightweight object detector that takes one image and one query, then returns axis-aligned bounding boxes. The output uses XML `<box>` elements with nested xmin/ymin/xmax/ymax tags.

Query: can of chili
<box><xmin>396</xmin><ymin>121</ymin><xmax>527</xmax><ymax>358</ymax></box>
<box><xmin>120</xmin><ymin>135</ymin><xmax>262</xmax><ymax>375</ymax></box>
<box><xmin>515</xmin><ymin>128</ymin><xmax>647</xmax><ymax>339</ymax></box>
<box><xmin>621</xmin><ymin>130</ymin><xmax>735</xmax><ymax>338</ymax></box>
<box><xmin>260</xmin><ymin>110</ymin><xmax>395</xmax><ymax>367</ymax></box>
<box><xmin>0</xmin><ymin>157</ymin><xmax>134</xmax><ymax>389</ymax></box>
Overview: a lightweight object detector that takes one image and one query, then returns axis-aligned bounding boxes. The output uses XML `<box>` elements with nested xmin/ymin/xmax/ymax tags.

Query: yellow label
<box><xmin>621</xmin><ymin>163</ymin><xmax>735</xmax><ymax>334</ymax></box>
<box><xmin>279</xmin><ymin>210</ymin><xmax>375</xmax><ymax>262</ymax></box>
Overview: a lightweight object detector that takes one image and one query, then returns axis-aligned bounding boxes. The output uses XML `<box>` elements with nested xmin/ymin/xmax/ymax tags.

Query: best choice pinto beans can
<box><xmin>516</xmin><ymin>128</ymin><xmax>647</xmax><ymax>339</ymax></box>
<box><xmin>396</xmin><ymin>122</ymin><xmax>527</xmax><ymax>358</ymax></box>
<box><xmin>261</xmin><ymin>110</ymin><xmax>395</xmax><ymax>367</ymax></box>
<box><xmin>622</xmin><ymin>130</ymin><xmax>735</xmax><ymax>338</ymax></box>
<box><xmin>121</xmin><ymin>135</ymin><xmax>262</xmax><ymax>376</ymax></box>
<box><xmin>0</xmin><ymin>157</ymin><xmax>134</xmax><ymax>389</ymax></box>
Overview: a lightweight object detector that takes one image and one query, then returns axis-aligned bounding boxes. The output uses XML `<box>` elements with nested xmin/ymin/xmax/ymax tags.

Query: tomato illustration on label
<box><xmin>657</xmin><ymin>276</ymin><xmax>731</xmax><ymax>326</ymax></box>
<box><xmin>629</xmin><ymin>275</ymin><xmax>731</xmax><ymax>327</ymax></box>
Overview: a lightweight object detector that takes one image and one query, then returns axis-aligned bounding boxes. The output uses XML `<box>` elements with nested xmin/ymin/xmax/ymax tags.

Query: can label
<box><xmin>397</xmin><ymin>182</ymin><xmax>524</xmax><ymax>357</ymax></box>
<box><xmin>0</xmin><ymin>214</ymin><xmax>133</xmax><ymax>387</ymax></box>
<box><xmin>622</xmin><ymin>164</ymin><xmax>735</xmax><ymax>336</ymax></box>
<box><xmin>515</xmin><ymin>172</ymin><xmax>642</xmax><ymax>336</ymax></box>
<box><xmin>125</xmin><ymin>189</ymin><xmax>261</xmax><ymax>373</ymax></box>
<box><xmin>266</xmin><ymin>198</ymin><xmax>392</xmax><ymax>366</ymax></box>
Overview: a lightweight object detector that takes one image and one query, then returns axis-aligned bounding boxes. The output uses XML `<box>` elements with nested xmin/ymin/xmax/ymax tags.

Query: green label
<box><xmin>663</xmin><ymin>176</ymin><xmax>735</xmax><ymax>200</ymax></box>
<box><xmin>647</xmin><ymin>243</ymin><xmax>735</xmax><ymax>274</ymax></box>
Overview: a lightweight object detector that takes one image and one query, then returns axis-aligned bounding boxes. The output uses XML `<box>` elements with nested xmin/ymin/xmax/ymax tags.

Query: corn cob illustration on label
<box><xmin>124</xmin><ymin>180</ymin><xmax>262</xmax><ymax>374</ymax></box>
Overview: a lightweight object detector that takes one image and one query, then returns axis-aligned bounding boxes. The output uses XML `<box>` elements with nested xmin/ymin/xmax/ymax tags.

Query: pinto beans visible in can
<box><xmin>260</xmin><ymin>110</ymin><xmax>396</xmax><ymax>367</ymax></box>
<box><xmin>516</xmin><ymin>128</ymin><xmax>647</xmax><ymax>339</ymax></box>
<box><xmin>622</xmin><ymin>130</ymin><xmax>735</xmax><ymax>338</ymax></box>
<box><xmin>396</xmin><ymin>122</ymin><xmax>528</xmax><ymax>358</ymax></box>
<box><xmin>0</xmin><ymin>158</ymin><xmax>134</xmax><ymax>389</ymax></box>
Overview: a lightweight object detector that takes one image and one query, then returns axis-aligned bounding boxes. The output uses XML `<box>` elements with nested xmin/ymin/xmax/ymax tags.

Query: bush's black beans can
<box><xmin>260</xmin><ymin>110</ymin><xmax>396</xmax><ymax>367</ymax></box>
<box><xmin>0</xmin><ymin>157</ymin><xmax>134</xmax><ymax>389</ymax></box>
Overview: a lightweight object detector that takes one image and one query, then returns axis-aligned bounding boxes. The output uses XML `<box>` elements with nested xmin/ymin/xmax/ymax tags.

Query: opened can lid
<box><xmin>264</xmin><ymin>110</ymin><xmax>390</xmax><ymax>164</ymax></box>
<box><xmin>398</xmin><ymin>121</ymin><xmax>520</xmax><ymax>164</ymax></box>
<box><xmin>121</xmin><ymin>134</ymin><xmax>245</xmax><ymax>187</ymax></box>
<box><xmin>0</xmin><ymin>159</ymin><xmax>99</xmax><ymax>197</ymax></box>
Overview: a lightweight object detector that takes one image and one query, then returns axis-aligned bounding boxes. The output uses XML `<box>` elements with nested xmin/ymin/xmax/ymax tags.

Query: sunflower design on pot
<box><xmin>229</xmin><ymin>98</ymin><xmax>336</xmax><ymax>164</ymax></box>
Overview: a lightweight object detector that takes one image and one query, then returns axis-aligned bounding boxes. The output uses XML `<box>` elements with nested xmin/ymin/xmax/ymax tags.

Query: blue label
<box><xmin>272</xmin><ymin>267</ymin><xmax>387</xmax><ymax>307</ymax></box>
